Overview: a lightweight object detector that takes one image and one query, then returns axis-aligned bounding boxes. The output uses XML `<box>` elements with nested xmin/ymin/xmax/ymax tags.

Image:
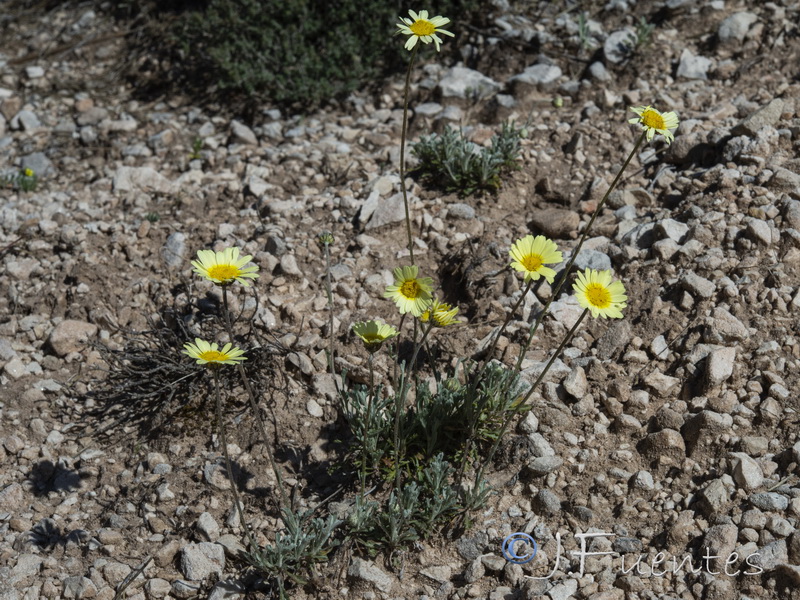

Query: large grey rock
<box><xmin>677</xmin><ymin>49</ymin><xmax>712</xmax><ymax>80</ymax></box>
<box><xmin>529</xmin><ymin>207</ymin><xmax>579</xmax><ymax>239</ymax></box>
<box><xmin>438</xmin><ymin>66</ymin><xmax>500</xmax><ymax>100</ymax></box>
<box><xmin>62</xmin><ymin>576</ymin><xmax>97</xmax><ymax>599</ymax></box>
<box><xmin>733</xmin><ymin>99</ymin><xmax>784</xmax><ymax>136</ymax></box>
<box><xmin>348</xmin><ymin>557</ymin><xmax>394</xmax><ymax>592</ymax></box>
<box><xmin>682</xmin><ymin>272</ymin><xmax>715</xmax><ymax>298</ymax></box>
<box><xmin>196</xmin><ymin>512</ymin><xmax>220</xmax><ymax>542</ymax></box>
<box><xmin>533</xmin><ymin>489</ymin><xmax>561</xmax><ymax>515</ymax></box>
<box><xmin>603</xmin><ymin>29</ymin><xmax>635</xmax><ymax>63</ymax></box>
<box><xmin>47</xmin><ymin>320</ymin><xmax>98</xmax><ymax>356</ymax></box>
<box><xmin>704</xmin><ymin>307</ymin><xmax>748</xmax><ymax>343</ymax></box>
<box><xmin>703</xmin><ymin>523</ymin><xmax>738</xmax><ymax>571</ymax></box>
<box><xmin>751</xmin><ymin>540</ymin><xmax>788</xmax><ymax>571</ymax></box>
<box><xmin>526</xmin><ymin>456</ymin><xmax>563</xmax><ymax>476</ymax></box>
<box><xmin>563</xmin><ymin>366</ymin><xmax>587</xmax><ymax>399</ymax></box>
<box><xmin>20</xmin><ymin>152</ymin><xmax>54</xmax><ymax>177</ymax></box>
<box><xmin>76</xmin><ymin>106</ymin><xmax>108</xmax><ymax>126</ymax></box>
<box><xmin>230</xmin><ymin>120</ymin><xmax>258</xmax><ymax>145</ymax></box>
<box><xmin>10</xmin><ymin>110</ymin><xmax>40</xmax><ymax>131</ymax></box>
<box><xmin>718</xmin><ymin>12</ymin><xmax>758</xmax><ymax>44</ymax></box>
<box><xmin>750</xmin><ymin>492</ymin><xmax>789</xmax><ymax>512</ymax></box>
<box><xmin>705</xmin><ymin>346</ymin><xmax>736</xmax><ymax>388</ymax></box>
<box><xmin>113</xmin><ymin>166</ymin><xmax>176</xmax><ymax>194</ymax></box>
<box><xmin>0</xmin><ymin>483</ymin><xmax>25</xmax><ymax>510</ymax></box>
<box><xmin>510</xmin><ymin>64</ymin><xmax>562</xmax><ymax>91</ymax></box>
<box><xmin>572</xmin><ymin>248</ymin><xmax>611</xmax><ymax>271</ymax></box>
<box><xmin>731</xmin><ymin>453</ymin><xmax>763</xmax><ymax>491</ymax></box>
<box><xmin>180</xmin><ymin>542</ymin><xmax>225</xmax><ymax>581</ymax></box>
<box><xmin>363</xmin><ymin>192</ymin><xmax>406</xmax><ymax>230</ymax></box>
<box><xmin>745</xmin><ymin>217</ymin><xmax>773</xmax><ymax>245</ymax></box>
<box><xmin>161</xmin><ymin>232</ymin><xmax>187</xmax><ymax>270</ymax></box>
<box><xmin>767</xmin><ymin>167</ymin><xmax>800</xmax><ymax>192</ymax></box>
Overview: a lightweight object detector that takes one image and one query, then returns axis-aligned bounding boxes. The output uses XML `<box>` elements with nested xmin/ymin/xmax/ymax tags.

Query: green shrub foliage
<box><xmin>172</xmin><ymin>0</ymin><xmax>482</xmax><ymax>107</ymax></box>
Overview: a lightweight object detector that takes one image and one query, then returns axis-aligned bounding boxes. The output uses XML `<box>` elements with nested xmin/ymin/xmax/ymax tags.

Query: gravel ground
<box><xmin>1</xmin><ymin>1</ymin><xmax>800</xmax><ymax>599</ymax></box>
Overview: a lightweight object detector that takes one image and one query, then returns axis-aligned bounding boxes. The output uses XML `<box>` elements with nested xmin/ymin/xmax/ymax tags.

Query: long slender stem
<box><xmin>322</xmin><ymin>240</ymin><xmax>336</xmax><ymax>380</ymax></box>
<box><xmin>222</xmin><ymin>286</ymin><xmax>290</xmax><ymax>511</ymax></box>
<box><xmin>361</xmin><ymin>353</ymin><xmax>375</xmax><ymax>499</ymax></box>
<box><xmin>399</xmin><ymin>45</ymin><xmax>419</xmax><ymax>264</ymax></box>
<box><xmin>213</xmin><ymin>369</ymin><xmax>258</xmax><ymax>553</ymax></box>
<box><xmin>393</xmin><ymin>320</ymin><xmax>434</xmax><ymax>489</ymax></box>
<box><xmin>476</xmin><ymin>308</ymin><xmax>588</xmax><ymax>484</ymax></box>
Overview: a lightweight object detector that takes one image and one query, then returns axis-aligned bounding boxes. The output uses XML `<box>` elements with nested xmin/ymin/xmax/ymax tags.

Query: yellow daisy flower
<box><xmin>183</xmin><ymin>338</ymin><xmax>247</xmax><ymax>367</ymax></box>
<box><xmin>420</xmin><ymin>297</ymin><xmax>461</xmax><ymax>327</ymax></box>
<box><xmin>191</xmin><ymin>247</ymin><xmax>259</xmax><ymax>287</ymax></box>
<box><xmin>353</xmin><ymin>320</ymin><xmax>399</xmax><ymax>353</ymax></box>
<box><xmin>509</xmin><ymin>235</ymin><xmax>563</xmax><ymax>284</ymax></box>
<box><xmin>572</xmin><ymin>268</ymin><xmax>627</xmax><ymax>319</ymax></box>
<box><xmin>397</xmin><ymin>9</ymin><xmax>454</xmax><ymax>52</ymax></box>
<box><xmin>628</xmin><ymin>105</ymin><xmax>679</xmax><ymax>144</ymax></box>
<box><xmin>383</xmin><ymin>265</ymin><xmax>434</xmax><ymax>317</ymax></box>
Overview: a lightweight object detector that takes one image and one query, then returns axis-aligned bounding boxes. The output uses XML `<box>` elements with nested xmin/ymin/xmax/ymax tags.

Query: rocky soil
<box><xmin>1</xmin><ymin>0</ymin><xmax>800</xmax><ymax>599</ymax></box>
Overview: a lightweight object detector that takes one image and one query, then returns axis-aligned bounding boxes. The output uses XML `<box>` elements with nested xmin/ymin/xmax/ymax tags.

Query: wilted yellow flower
<box><xmin>509</xmin><ymin>235</ymin><xmax>563</xmax><ymax>284</ymax></box>
<box><xmin>183</xmin><ymin>338</ymin><xmax>246</xmax><ymax>367</ymax></box>
<box><xmin>397</xmin><ymin>9</ymin><xmax>454</xmax><ymax>52</ymax></box>
<box><xmin>191</xmin><ymin>247</ymin><xmax>259</xmax><ymax>287</ymax></box>
<box><xmin>573</xmin><ymin>268</ymin><xmax>627</xmax><ymax>319</ymax></box>
<box><xmin>353</xmin><ymin>320</ymin><xmax>399</xmax><ymax>353</ymax></box>
<box><xmin>383</xmin><ymin>265</ymin><xmax>434</xmax><ymax>317</ymax></box>
<box><xmin>317</xmin><ymin>231</ymin><xmax>334</xmax><ymax>246</ymax></box>
<box><xmin>420</xmin><ymin>297</ymin><xmax>461</xmax><ymax>327</ymax></box>
<box><xmin>628</xmin><ymin>105</ymin><xmax>679</xmax><ymax>144</ymax></box>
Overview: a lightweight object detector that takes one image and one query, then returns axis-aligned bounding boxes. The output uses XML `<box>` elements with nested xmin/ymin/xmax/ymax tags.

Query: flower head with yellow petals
<box><xmin>573</xmin><ymin>268</ymin><xmax>627</xmax><ymax>319</ymax></box>
<box><xmin>383</xmin><ymin>265</ymin><xmax>434</xmax><ymax>317</ymax></box>
<box><xmin>191</xmin><ymin>247</ymin><xmax>259</xmax><ymax>287</ymax></box>
<box><xmin>183</xmin><ymin>338</ymin><xmax>247</xmax><ymax>367</ymax></box>
<box><xmin>509</xmin><ymin>235</ymin><xmax>563</xmax><ymax>284</ymax></box>
<box><xmin>397</xmin><ymin>10</ymin><xmax>454</xmax><ymax>52</ymax></box>
<box><xmin>629</xmin><ymin>105</ymin><xmax>679</xmax><ymax>144</ymax></box>
<box><xmin>420</xmin><ymin>297</ymin><xmax>461</xmax><ymax>327</ymax></box>
<box><xmin>353</xmin><ymin>320</ymin><xmax>399</xmax><ymax>353</ymax></box>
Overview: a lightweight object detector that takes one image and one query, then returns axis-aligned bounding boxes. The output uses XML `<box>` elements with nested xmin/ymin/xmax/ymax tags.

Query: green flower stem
<box><xmin>393</xmin><ymin>319</ymin><xmax>433</xmax><ymax>489</ymax></box>
<box><xmin>399</xmin><ymin>45</ymin><xmax>419</xmax><ymax>264</ymax></box>
<box><xmin>213</xmin><ymin>369</ymin><xmax>258</xmax><ymax>553</ymax></box>
<box><xmin>361</xmin><ymin>353</ymin><xmax>376</xmax><ymax>499</ymax></box>
<box><xmin>475</xmin><ymin>307</ymin><xmax>589</xmax><ymax>485</ymax></box>
<box><xmin>322</xmin><ymin>240</ymin><xmax>336</xmax><ymax>380</ymax></box>
<box><xmin>513</xmin><ymin>131</ymin><xmax>646</xmax><ymax>374</ymax></box>
<box><xmin>221</xmin><ymin>286</ymin><xmax>290</xmax><ymax>512</ymax></box>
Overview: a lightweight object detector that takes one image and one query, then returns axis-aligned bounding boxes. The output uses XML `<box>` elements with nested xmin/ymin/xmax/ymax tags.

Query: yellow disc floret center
<box><xmin>400</xmin><ymin>280</ymin><xmax>421</xmax><ymax>299</ymax></box>
<box><xmin>207</xmin><ymin>264</ymin><xmax>239</xmax><ymax>281</ymax></box>
<box><xmin>521</xmin><ymin>254</ymin><xmax>543</xmax><ymax>272</ymax></box>
<box><xmin>199</xmin><ymin>350</ymin><xmax>227</xmax><ymax>362</ymax></box>
<box><xmin>641</xmin><ymin>109</ymin><xmax>665</xmax><ymax>130</ymax></box>
<box><xmin>410</xmin><ymin>19</ymin><xmax>436</xmax><ymax>36</ymax></box>
<box><xmin>585</xmin><ymin>284</ymin><xmax>612</xmax><ymax>308</ymax></box>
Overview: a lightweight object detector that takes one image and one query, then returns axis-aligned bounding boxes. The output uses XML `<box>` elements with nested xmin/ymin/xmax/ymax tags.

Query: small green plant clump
<box><xmin>1</xmin><ymin>168</ymin><xmax>38</xmax><ymax>192</ymax></box>
<box><xmin>627</xmin><ymin>17</ymin><xmax>656</xmax><ymax>52</ymax></box>
<box><xmin>412</xmin><ymin>121</ymin><xmax>523</xmax><ymax>195</ymax></box>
